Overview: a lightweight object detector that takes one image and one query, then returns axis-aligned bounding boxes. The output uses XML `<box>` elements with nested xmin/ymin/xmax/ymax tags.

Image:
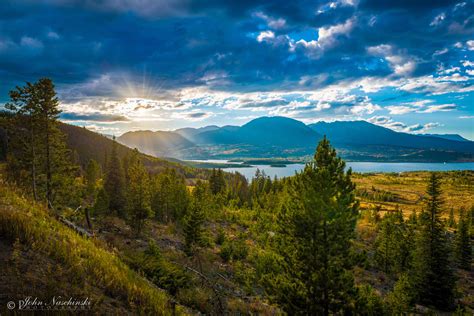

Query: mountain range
<box><xmin>116</xmin><ymin>116</ymin><xmax>474</xmax><ymax>162</ymax></box>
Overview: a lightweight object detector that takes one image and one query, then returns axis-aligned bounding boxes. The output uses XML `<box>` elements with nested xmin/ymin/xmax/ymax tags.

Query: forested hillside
<box><xmin>1</xmin><ymin>79</ymin><xmax>472</xmax><ymax>314</ymax></box>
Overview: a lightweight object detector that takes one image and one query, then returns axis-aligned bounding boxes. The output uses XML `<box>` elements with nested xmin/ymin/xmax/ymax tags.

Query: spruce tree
<box><xmin>105</xmin><ymin>137</ymin><xmax>126</xmax><ymax>217</ymax></box>
<box><xmin>6</xmin><ymin>78</ymin><xmax>74</xmax><ymax>207</ymax></box>
<box><xmin>269</xmin><ymin>137</ymin><xmax>359</xmax><ymax>315</ymax></box>
<box><xmin>93</xmin><ymin>187</ymin><xmax>109</xmax><ymax>215</ymax></box>
<box><xmin>126</xmin><ymin>151</ymin><xmax>153</xmax><ymax>236</ymax></box>
<box><xmin>455</xmin><ymin>209</ymin><xmax>472</xmax><ymax>270</ymax></box>
<box><xmin>374</xmin><ymin>209</ymin><xmax>410</xmax><ymax>274</ymax></box>
<box><xmin>85</xmin><ymin>159</ymin><xmax>100</xmax><ymax>204</ymax></box>
<box><xmin>411</xmin><ymin>173</ymin><xmax>455</xmax><ymax>310</ymax></box>
<box><xmin>184</xmin><ymin>180</ymin><xmax>206</xmax><ymax>255</ymax></box>
<box><xmin>209</xmin><ymin>168</ymin><xmax>226</xmax><ymax>195</ymax></box>
<box><xmin>448</xmin><ymin>208</ymin><xmax>456</xmax><ymax>228</ymax></box>
<box><xmin>151</xmin><ymin>169</ymin><xmax>189</xmax><ymax>222</ymax></box>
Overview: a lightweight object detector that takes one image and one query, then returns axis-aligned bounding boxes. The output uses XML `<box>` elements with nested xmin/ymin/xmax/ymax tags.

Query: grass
<box><xmin>0</xmin><ymin>178</ymin><xmax>189</xmax><ymax>315</ymax></box>
<box><xmin>352</xmin><ymin>171</ymin><xmax>474</xmax><ymax>219</ymax></box>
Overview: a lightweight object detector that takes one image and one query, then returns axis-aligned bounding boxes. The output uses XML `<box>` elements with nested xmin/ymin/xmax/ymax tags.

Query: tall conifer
<box><xmin>269</xmin><ymin>137</ymin><xmax>359</xmax><ymax>315</ymax></box>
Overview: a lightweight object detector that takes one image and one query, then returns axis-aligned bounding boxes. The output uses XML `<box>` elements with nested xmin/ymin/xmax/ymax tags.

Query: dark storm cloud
<box><xmin>60</xmin><ymin>112</ymin><xmax>130</xmax><ymax>122</ymax></box>
<box><xmin>0</xmin><ymin>0</ymin><xmax>472</xmax><ymax>101</ymax></box>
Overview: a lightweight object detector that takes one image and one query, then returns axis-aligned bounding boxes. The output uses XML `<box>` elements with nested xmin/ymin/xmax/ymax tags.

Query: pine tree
<box><xmin>104</xmin><ymin>137</ymin><xmax>126</xmax><ymax>217</ymax></box>
<box><xmin>93</xmin><ymin>187</ymin><xmax>109</xmax><ymax>215</ymax></box>
<box><xmin>411</xmin><ymin>173</ymin><xmax>455</xmax><ymax>310</ymax></box>
<box><xmin>85</xmin><ymin>159</ymin><xmax>100</xmax><ymax>204</ymax></box>
<box><xmin>184</xmin><ymin>180</ymin><xmax>206</xmax><ymax>255</ymax></box>
<box><xmin>386</xmin><ymin>273</ymin><xmax>415</xmax><ymax>314</ymax></box>
<box><xmin>126</xmin><ymin>151</ymin><xmax>153</xmax><ymax>236</ymax></box>
<box><xmin>374</xmin><ymin>209</ymin><xmax>410</xmax><ymax>274</ymax></box>
<box><xmin>448</xmin><ymin>208</ymin><xmax>456</xmax><ymax>228</ymax></box>
<box><xmin>269</xmin><ymin>137</ymin><xmax>359</xmax><ymax>315</ymax></box>
<box><xmin>151</xmin><ymin>169</ymin><xmax>189</xmax><ymax>222</ymax></box>
<box><xmin>209</xmin><ymin>168</ymin><xmax>226</xmax><ymax>195</ymax></box>
<box><xmin>455</xmin><ymin>209</ymin><xmax>472</xmax><ymax>270</ymax></box>
<box><xmin>6</xmin><ymin>78</ymin><xmax>74</xmax><ymax>207</ymax></box>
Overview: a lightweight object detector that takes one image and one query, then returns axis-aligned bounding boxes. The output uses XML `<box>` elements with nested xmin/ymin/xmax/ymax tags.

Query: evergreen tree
<box><xmin>386</xmin><ymin>273</ymin><xmax>415</xmax><ymax>314</ymax></box>
<box><xmin>411</xmin><ymin>173</ymin><xmax>455</xmax><ymax>310</ymax></box>
<box><xmin>85</xmin><ymin>159</ymin><xmax>100</xmax><ymax>204</ymax></box>
<box><xmin>184</xmin><ymin>180</ymin><xmax>207</xmax><ymax>255</ymax></box>
<box><xmin>151</xmin><ymin>169</ymin><xmax>189</xmax><ymax>222</ymax></box>
<box><xmin>455</xmin><ymin>209</ymin><xmax>472</xmax><ymax>270</ymax></box>
<box><xmin>104</xmin><ymin>137</ymin><xmax>126</xmax><ymax>217</ymax></box>
<box><xmin>6</xmin><ymin>78</ymin><xmax>74</xmax><ymax>207</ymax></box>
<box><xmin>448</xmin><ymin>208</ymin><xmax>456</xmax><ymax>228</ymax></box>
<box><xmin>374</xmin><ymin>210</ymin><xmax>411</xmax><ymax>274</ymax></box>
<box><xmin>209</xmin><ymin>168</ymin><xmax>226</xmax><ymax>195</ymax></box>
<box><xmin>269</xmin><ymin>137</ymin><xmax>359</xmax><ymax>315</ymax></box>
<box><xmin>93</xmin><ymin>187</ymin><xmax>109</xmax><ymax>215</ymax></box>
<box><xmin>126</xmin><ymin>151</ymin><xmax>153</xmax><ymax>236</ymax></box>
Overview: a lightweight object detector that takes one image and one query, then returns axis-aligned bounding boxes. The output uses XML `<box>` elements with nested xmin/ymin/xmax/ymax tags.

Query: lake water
<box><xmin>188</xmin><ymin>160</ymin><xmax>474</xmax><ymax>180</ymax></box>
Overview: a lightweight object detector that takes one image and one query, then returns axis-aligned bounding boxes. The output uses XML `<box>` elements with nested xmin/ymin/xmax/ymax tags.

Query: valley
<box><xmin>115</xmin><ymin>116</ymin><xmax>474</xmax><ymax>163</ymax></box>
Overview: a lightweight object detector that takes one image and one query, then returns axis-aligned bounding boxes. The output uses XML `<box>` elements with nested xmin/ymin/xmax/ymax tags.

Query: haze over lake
<box><xmin>189</xmin><ymin>160</ymin><xmax>474</xmax><ymax>180</ymax></box>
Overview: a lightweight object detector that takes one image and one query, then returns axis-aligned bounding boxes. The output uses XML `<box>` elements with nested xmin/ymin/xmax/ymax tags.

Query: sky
<box><xmin>0</xmin><ymin>0</ymin><xmax>473</xmax><ymax>139</ymax></box>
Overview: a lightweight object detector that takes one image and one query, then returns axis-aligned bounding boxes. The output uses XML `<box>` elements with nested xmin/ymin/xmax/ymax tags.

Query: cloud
<box><xmin>385</xmin><ymin>100</ymin><xmax>457</xmax><ymax>114</ymax></box>
<box><xmin>293</xmin><ymin>17</ymin><xmax>355</xmax><ymax>58</ymax></box>
<box><xmin>350</xmin><ymin>102</ymin><xmax>381</xmax><ymax>115</ymax></box>
<box><xmin>421</xmin><ymin>103</ymin><xmax>457</xmax><ymax>113</ymax></box>
<box><xmin>430</xmin><ymin>12</ymin><xmax>446</xmax><ymax>26</ymax></box>
<box><xmin>254</xmin><ymin>12</ymin><xmax>286</xmax><ymax>29</ymax></box>
<box><xmin>367</xmin><ymin>116</ymin><xmax>441</xmax><ymax>133</ymax></box>
<box><xmin>20</xmin><ymin>36</ymin><xmax>44</xmax><ymax>50</ymax></box>
<box><xmin>467</xmin><ymin>40</ymin><xmax>474</xmax><ymax>51</ymax></box>
<box><xmin>60</xmin><ymin>112</ymin><xmax>130</xmax><ymax>122</ymax></box>
<box><xmin>257</xmin><ymin>30</ymin><xmax>275</xmax><ymax>42</ymax></box>
<box><xmin>47</xmin><ymin>31</ymin><xmax>60</xmax><ymax>39</ymax></box>
<box><xmin>0</xmin><ymin>0</ymin><xmax>473</xmax><ymax>136</ymax></box>
<box><xmin>367</xmin><ymin>44</ymin><xmax>416</xmax><ymax>76</ymax></box>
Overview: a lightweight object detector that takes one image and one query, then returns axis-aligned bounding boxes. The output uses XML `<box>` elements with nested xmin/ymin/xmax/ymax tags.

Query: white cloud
<box><xmin>467</xmin><ymin>40</ymin><xmax>474</xmax><ymax>51</ymax></box>
<box><xmin>466</xmin><ymin>69</ymin><xmax>474</xmax><ymax>76</ymax></box>
<box><xmin>386</xmin><ymin>105</ymin><xmax>417</xmax><ymax>115</ymax></box>
<box><xmin>421</xmin><ymin>104</ymin><xmax>457</xmax><ymax>113</ymax></box>
<box><xmin>257</xmin><ymin>30</ymin><xmax>275</xmax><ymax>42</ymax></box>
<box><xmin>439</xmin><ymin>66</ymin><xmax>460</xmax><ymax>74</ymax></box>
<box><xmin>385</xmin><ymin>100</ymin><xmax>458</xmax><ymax>115</ymax></box>
<box><xmin>254</xmin><ymin>12</ymin><xmax>286</xmax><ymax>29</ymax></box>
<box><xmin>294</xmin><ymin>18</ymin><xmax>355</xmax><ymax>58</ymax></box>
<box><xmin>367</xmin><ymin>44</ymin><xmax>416</xmax><ymax>76</ymax></box>
<box><xmin>350</xmin><ymin>102</ymin><xmax>381</xmax><ymax>115</ymax></box>
<box><xmin>433</xmin><ymin>48</ymin><xmax>448</xmax><ymax>56</ymax></box>
<box><xmin>462</xmin><ymin>60</ymin><xmax>474</xmax><ymax>67</ymax></box>
<box><xmin>367</xmin><ymin>116</ymin><xmax>440</xmax><ymax>133</ymax></box>
<box><xmin>430</xmin><ymin>13</ymin><xmax>446</xmax><ymax>26</ymax></box>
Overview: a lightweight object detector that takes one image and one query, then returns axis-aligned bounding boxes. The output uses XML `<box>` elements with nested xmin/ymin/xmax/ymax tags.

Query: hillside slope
<box><xmin>0</xmin><ymin>173</ymin><xmax>187</xmax><ymax>315</ymax></box>
<box><xmin>59</xmin><ymin>124</ymin><xmax>200</xmax><ymax>178</ymax></box>
<box><xmin>118</xmin><ymin>130</ymin><xmax>196</xmax><ymax>157</ymax></box>
<box><xmin>309</xmin><ymin>121</ymin><xmax>474</xmax><ymax>154</ymax></box>
<box><xmin>195</xmin><ymin>116</ymin><xmax>321</xmax><ymax>147</ymax></box>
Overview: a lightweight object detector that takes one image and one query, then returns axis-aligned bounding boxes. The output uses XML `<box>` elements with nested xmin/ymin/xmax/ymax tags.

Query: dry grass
<box><xmin>353</xmin><ymin>171</ymin><xmax>474</xmax><ymax>219</ymax></box>
<box><xmin>0</xmin><ymin>179</ymin><xmax>189</xmax><ymax>315</ymax></box>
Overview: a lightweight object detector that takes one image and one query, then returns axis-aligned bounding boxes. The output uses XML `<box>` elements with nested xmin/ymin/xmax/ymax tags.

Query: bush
<box><xmin>130</xmin><ymin>241</ymin><xmax>190</xmax><ymax>297</ymax></box>
<box><xmin>215</xmin><ymin>228</ymin><xmax>226</xmax><ymax>245</ymax></box>
<box><xmin>219</xmin><ymin>238</ymin><xmax>249</xmax><ymax>262</ymax></box>
<box><xmin>356</xmin><ymin>285</ymin><xmax>386</xmax><ymax>315</ymax></box>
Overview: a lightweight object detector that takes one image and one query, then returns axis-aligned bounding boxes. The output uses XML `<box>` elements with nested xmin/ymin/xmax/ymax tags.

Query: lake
<box><xmin>187</xmin><ymin>160</ymin><xmax>474</xmax><ymax>180</ymax></box>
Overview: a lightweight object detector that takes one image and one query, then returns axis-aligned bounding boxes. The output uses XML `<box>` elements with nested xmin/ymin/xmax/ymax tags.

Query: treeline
<box><xmin>1</xmin><ymin>79</ymin><xmax>472</xmax><ymax>314</ymax></box>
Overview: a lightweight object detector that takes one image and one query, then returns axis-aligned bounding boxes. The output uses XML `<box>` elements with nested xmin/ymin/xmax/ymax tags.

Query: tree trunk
<box><xmin>46</xmin><ymin>119</ymin><xmax>52</xmax><ymax>208</ymax></box>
